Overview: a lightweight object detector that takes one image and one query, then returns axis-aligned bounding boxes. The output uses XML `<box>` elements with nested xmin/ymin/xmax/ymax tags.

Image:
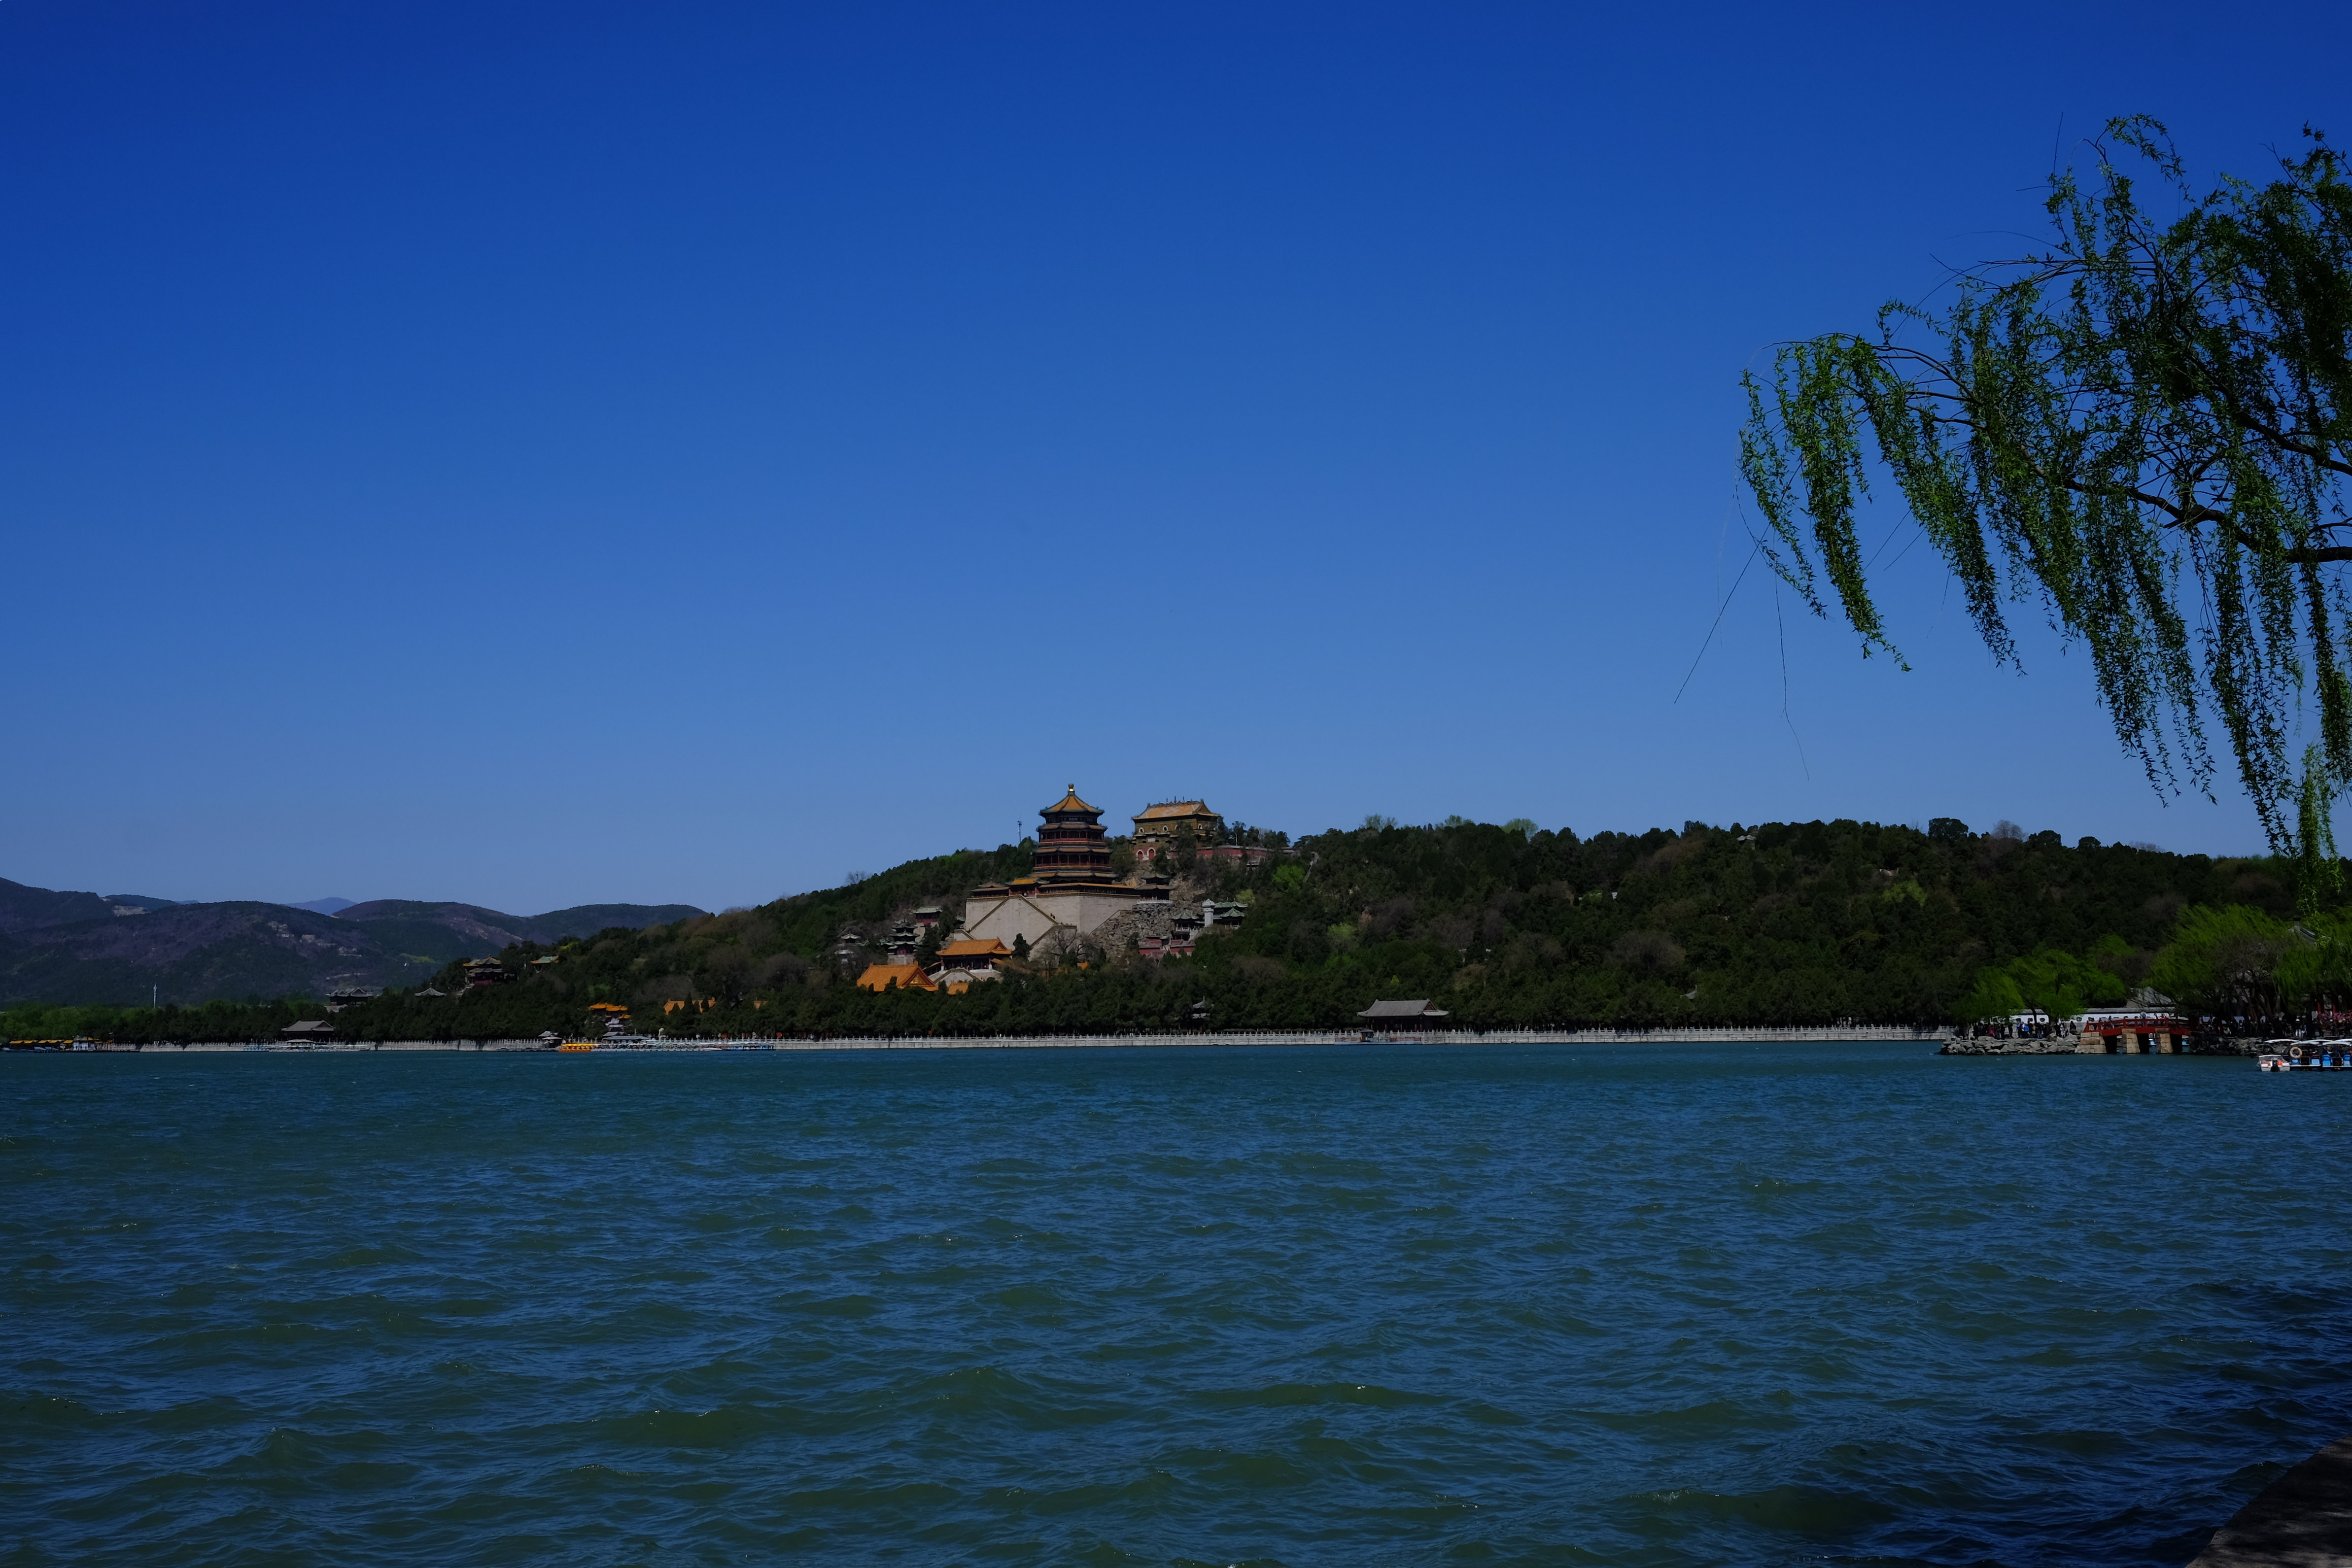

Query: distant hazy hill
<box><xmin>0</xmin><ymin>878</ymin><xmax>114</xmax><ymax>934</ymax></box>
<box><xmin>0</xmin><ymin>901</ymin><xmax>435</xmax><ymax>1005</ymax></box>
<box><xmin>529</xmin><ymin>903</ymin><xmax>706</xmax><ymax>940</ymax></box>
<box><xmin>290</xmin><ymin>897</ymin><xmax>352</xmax><ymax>915</ymax></box>
<box><xmin>334</xmin><ymin>901</ymin><xmax>544</xmax><ymax>964</ymax></box>
<box><xmin>333</xmin><ymin>900</ymin><xmax>706</xmax><ymax>966</ymax></box>
<box><xmin>0</xmin><ymin>878</ymin><xmax>705</xmax><ymax>1005</ymax></box>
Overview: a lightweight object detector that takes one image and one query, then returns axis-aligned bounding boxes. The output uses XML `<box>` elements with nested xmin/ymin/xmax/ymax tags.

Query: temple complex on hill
<box><xmin>1132</xmin><ymin>799</ymin><xmax>1223</xmax><ymax>859</ymax></box>
<box><xmin>962</xmin><ymin>785</ymin><xmax>1163</xmax><ymax>949</ymax></box>
<box><xmin>1134</xmin><ymin>798</ymin><xmax>1272</xmax><ymax>866</ymax></box>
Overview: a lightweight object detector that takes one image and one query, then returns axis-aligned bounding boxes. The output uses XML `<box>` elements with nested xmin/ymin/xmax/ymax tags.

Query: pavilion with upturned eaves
<box><xmin>962</xmin><ymin>784</ymin><xmax>1149</xmax><ymax>950</ymax></box>
<box><xmin>1132</xmin><ymin>799</ymin><xmax>1223</xmax><ymax>861</ymax></box>
<box><xmin>1132</xmin><ymin>797</ymin><xmax>1270</xmax><ymax>867</ymax></box>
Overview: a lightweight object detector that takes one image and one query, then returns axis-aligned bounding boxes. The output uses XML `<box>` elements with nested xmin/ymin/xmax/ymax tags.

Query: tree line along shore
<box><xmin>6</xmin><ymin>814</ymin><xmax>2339</xmax><ymax>1046</ymax></box>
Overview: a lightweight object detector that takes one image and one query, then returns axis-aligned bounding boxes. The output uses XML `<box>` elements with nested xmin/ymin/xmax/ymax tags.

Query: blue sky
<box><xmin>5</xmin><ymin>1</ymin><xmax>2349</xmax><ymax>914</ymax></box>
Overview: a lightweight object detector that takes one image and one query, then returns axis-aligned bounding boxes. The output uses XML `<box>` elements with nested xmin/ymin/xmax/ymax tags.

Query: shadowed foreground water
<box><xmin>4</xmin><ymin>1043</ymin><xmax>2349</xmax><ymax>1566</ymax></box>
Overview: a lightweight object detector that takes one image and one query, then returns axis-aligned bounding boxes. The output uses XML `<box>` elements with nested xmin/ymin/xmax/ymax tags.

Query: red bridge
<box><xmin>2075</xmin><ymin>1014</ymin><xmax>2189</xmax><ymax>1053</ymax></box>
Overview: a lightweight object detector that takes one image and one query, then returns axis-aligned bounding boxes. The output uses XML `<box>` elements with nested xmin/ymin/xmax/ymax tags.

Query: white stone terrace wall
<box><xmin>95</xmin><ymin>1026</ymin><xmax>1951</xmax><ymax>1053</ymax></box>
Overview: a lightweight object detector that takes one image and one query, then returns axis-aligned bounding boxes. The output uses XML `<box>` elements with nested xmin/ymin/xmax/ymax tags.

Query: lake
<box><xmin>4</xmin><ymin>1043</ymin><xmax>2347</xmax><ymax>1565</ymax></box>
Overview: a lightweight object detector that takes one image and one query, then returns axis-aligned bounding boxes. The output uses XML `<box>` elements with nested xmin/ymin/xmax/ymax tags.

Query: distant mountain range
<box><xmin>0</xmin><ymin>878</ymin><xmax>705</xmax><ymax>1006</ymax></box>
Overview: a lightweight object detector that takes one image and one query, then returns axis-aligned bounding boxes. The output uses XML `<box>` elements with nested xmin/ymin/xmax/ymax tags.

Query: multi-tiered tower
<box><xmin>1034</xmin><ymin>785</ymin><xmax>1117</xmax><ymax>884</ymax></box>
<box><xmin>960</xmin><ymin>784</ymin><xmax>1142</xmax><ymax>949</ymax></box>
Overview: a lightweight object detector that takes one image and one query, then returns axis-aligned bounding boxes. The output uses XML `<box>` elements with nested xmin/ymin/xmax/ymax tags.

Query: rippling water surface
<box><xmin>5</xmin><ymin>1044</ymin><xmax>2351</xmax><ymax>1566</ymax></box>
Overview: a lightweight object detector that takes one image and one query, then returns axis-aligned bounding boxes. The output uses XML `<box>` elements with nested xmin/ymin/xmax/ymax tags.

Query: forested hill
<box><xmin>0</xmin><ymin>884</ymin><xmax>706</xmax><ymax>1009</ymax></box>
<box><xmin>284</xmin><ymin>817</ymin><xmax>2297</xmax><ymax>1042</ymax></box>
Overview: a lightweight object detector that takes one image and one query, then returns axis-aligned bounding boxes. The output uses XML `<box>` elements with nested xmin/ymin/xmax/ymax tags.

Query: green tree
<box><xmin>2273</xmin><ymin>909</ymin><xmax>2352</xmax><ymax>1014</ymax></box>
<box><xmin>2012</xmin><ymin>946</ymin><xmax>2128</xmax><ymax>1017</ymax></box>
<box><xmin>2295</xmin><ymin>749</ymin><xmax>2346</xmax><ymax>916</ymax></box>
<box><xmin>1953</xmin><ymin>944</ymin><xmax>2128</xmax><ymax>1024</ymax></box>
<box><xmin>2149</xmin><ymin>904</ymin><xmax>2299</xmax><ymax>1021</ymax></box>
<box><xmin>1956</xmin><ymin>967</ymin><xmax>2026</xmax><ymax>1025</ymax></box>
<box><xmin>1741</xmin><ymin>118</ymin><xmax>2352</xmax><ymax>853</ymax></box>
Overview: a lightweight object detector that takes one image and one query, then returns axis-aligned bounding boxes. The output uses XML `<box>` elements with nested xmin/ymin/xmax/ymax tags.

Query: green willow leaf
<box><xmin>1742</xmin><ymin>117</ymin><xmax>2352</xmax><ymax>855</ymax></box>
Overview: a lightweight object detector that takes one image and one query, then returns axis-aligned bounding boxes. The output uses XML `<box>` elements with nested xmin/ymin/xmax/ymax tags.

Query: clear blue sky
<box><xmin>6</xmin><ymin>1</ymin><xmax>2349</xmax><ymax>914</ymax></box>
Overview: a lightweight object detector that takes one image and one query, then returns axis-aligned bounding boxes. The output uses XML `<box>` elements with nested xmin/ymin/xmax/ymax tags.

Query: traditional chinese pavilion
<box><xmin>962</xmin><ymin>784</ymin><xmax>1143</xmax><ymax>949</ymax></box>
<box><xmin>1035</xmin><ymin>784</ymin><xmax>1121</xmax><ymax>884</ymax></box>
<box><xmin>1132</xmin><ymin>797</ymin><xmax>1271</xmax><ymax>866</ymax></box>
<box><xmin>1131</xmin><ymin>799</ymin><xmax>1223</xmax><ymax>860</ymax></box>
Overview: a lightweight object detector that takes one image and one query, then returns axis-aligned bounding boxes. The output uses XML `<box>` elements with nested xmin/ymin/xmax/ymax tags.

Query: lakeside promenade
<box><xmin>70</xmin><ymin>1025</ymin><xmax>1952</xmax><ymax>1053</ymax></box>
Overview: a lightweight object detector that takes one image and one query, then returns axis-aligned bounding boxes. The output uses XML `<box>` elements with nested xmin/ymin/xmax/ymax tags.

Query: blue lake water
<box><xmin>4</xmin><ymin>1043</ymin><xmax>2350</xmax><ymax>1566</ymax></box>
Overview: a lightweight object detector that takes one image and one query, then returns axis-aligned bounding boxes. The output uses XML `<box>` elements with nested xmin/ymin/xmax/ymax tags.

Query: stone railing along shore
<box><xmin>81</xmin><ymin>1025</ymin><xmax>1951</xmax><ymax>1053</ymax></box>
<box><xmin>1941</xmin><ymin>1030</ymin><xmax>2266</xmax><ymax>1057</ymax></box>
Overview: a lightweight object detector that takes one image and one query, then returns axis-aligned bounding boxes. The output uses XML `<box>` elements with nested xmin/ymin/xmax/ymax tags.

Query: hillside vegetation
<box><xmin>10</xmin><ymin>816</ymin><xmax>2308</xmax><ymax>1044</ymax></box>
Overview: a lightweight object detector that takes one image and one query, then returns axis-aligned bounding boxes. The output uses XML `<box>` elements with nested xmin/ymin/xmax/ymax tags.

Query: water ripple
<box><xmin>4</xmin><ymin>1044</ymin><xmax>2350</xmax><ymax>1565</ymax></box>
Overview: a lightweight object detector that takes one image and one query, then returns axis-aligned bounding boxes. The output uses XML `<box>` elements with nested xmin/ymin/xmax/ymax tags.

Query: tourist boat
<box><xmin>2259</xmin><ymin>1043</ymin><xmax>2352</xmax><ymax>1070</ymax></box>
<box><xmin>543</xmin><ymin>1023</ymin><xmax>657</xmax><ymax>1051</ymax></box>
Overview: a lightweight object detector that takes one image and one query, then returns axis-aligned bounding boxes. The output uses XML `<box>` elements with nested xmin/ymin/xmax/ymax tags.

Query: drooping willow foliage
<box><xmin>1741</xmin><ymin>117</ymin><xmax>2352</xmax><ymax>863</ymax></box>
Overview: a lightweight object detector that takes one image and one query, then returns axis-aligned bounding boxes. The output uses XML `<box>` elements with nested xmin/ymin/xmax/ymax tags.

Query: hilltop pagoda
<box><xmin>1034</xmin><ymin>785</ymin><xmax>1121</xmax><ymax>885</ymax></box>
<box><xmin>961</xmin><ymin>784</ymin><xmax>1143</xmax><ymax>949</ymax></box>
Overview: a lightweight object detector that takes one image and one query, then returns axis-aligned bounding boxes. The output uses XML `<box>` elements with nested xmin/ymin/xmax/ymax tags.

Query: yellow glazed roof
<box><xmin>1042</xmin><ymin>784</ymin><xmax>1099</xmax><ymax>816</ymax></box>
<box><xmin>856</xmin><ymin>962</ymin><xmax>937</xmax><ymax>992</ymax></box>
<box><xmin>1134</xmin><ymin>800</ymin><xmax>1219</xmax><ymax>822</ymax></box>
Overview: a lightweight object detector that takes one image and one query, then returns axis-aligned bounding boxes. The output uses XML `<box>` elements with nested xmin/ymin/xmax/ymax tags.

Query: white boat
<box><xmin>2259</xmin><ymin>1042</ymin><xmax>2352</xmax><ymax>1070</ymax></box>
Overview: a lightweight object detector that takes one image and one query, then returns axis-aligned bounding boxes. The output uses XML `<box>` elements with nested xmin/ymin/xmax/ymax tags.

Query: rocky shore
<box><xmin>2187</xmin><ymin>1431</ymin><xmax>2352</xmax><ymax>1565</ymax></box>
<box><xmin>1938</xmin><ymin>1035</ymin><xmax>2081</xmax><ymax>1055</ymax></box>
<box><xmin>1940</xmin><ymin>1033</ymin><xmax>2257</xmax><ymax>1056</ymax></box>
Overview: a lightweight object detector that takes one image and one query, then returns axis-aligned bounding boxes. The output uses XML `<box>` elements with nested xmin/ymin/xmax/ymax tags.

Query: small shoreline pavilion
<box><xmin>963</xmin><ymin>785</ymin><xmax>1156</xmax><ymax>949</ymax></box>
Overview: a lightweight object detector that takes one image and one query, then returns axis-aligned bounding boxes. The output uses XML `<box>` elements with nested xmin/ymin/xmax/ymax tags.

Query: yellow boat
<box><xmin>558</xmin><ymin>1039</ymin><xmax>597</xmax><ymax>1052</ymax></box>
